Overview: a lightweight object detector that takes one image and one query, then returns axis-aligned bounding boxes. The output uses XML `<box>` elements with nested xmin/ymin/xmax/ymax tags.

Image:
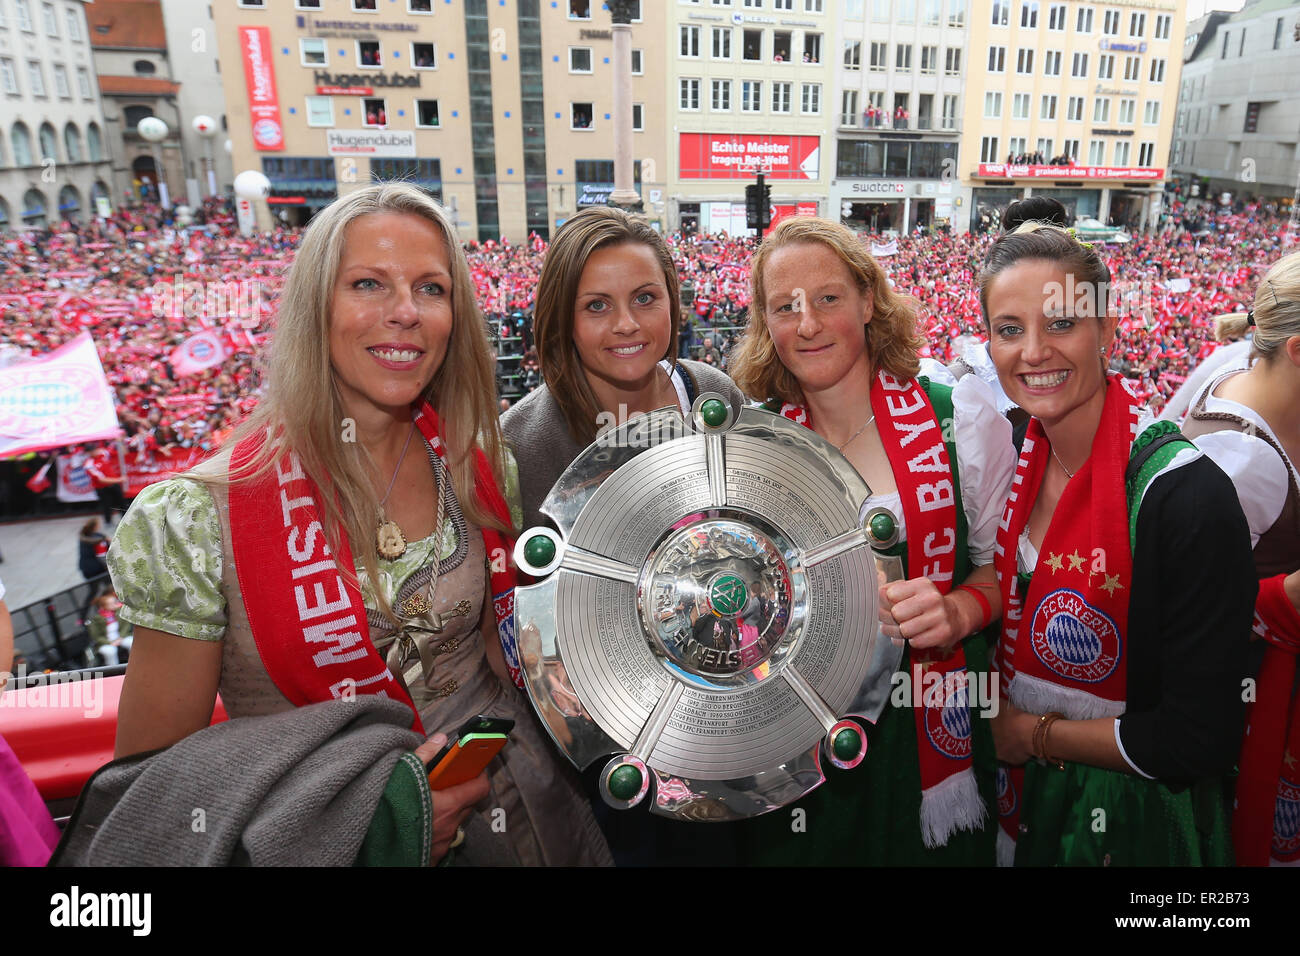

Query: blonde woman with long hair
<box><xmin>729</xmin><ymin>217</ymin><xmax>1015</xmax><ymax>865</ymax></box>
<box><xmin>108</xmin><ymin>183</ymin><xmax>610</xmax><ymax>866</ymax></box>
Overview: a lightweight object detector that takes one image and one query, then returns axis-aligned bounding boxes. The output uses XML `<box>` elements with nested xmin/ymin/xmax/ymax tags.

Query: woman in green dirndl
<box><xmin>729</xmin><ymin>217</ymin><xmax>1016</xmax><ymax>865</ymax></box>
<box><xmin>980</xmin><ymin>223</ymin><xmax>1256</xmax><ymax>866</ymax></box>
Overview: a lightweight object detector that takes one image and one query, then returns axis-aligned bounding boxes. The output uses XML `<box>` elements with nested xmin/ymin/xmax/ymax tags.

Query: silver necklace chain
<box><xmin>1050</xmin><ymin>445</ymin><xmax>1076</xmax><ymax>479</ymax></box>
<box><xmin>836</xmin><ymin>414</ymin><xmax>876</xmax><ymax>451</ymax></box>
<box><xmin>378</xmin><ymin>422</ymin><xmax>416</xmax><ymax>507</ymax></box>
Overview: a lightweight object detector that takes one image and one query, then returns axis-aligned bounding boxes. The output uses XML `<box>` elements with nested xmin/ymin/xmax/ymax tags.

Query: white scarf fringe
<box><xmin>996</xmin><ymin>826</ymin><xmax>1017</xmax><ymax>867</ymax></box>
<box><xmin>1009</xmin><ymin>672</ymin><xmax>1125</xmax><ymax>722</ymax></box>
<box><xmin>919</xmin><ymin>766</ymin><xmax>988</xmax><ymax>849</ymax></box>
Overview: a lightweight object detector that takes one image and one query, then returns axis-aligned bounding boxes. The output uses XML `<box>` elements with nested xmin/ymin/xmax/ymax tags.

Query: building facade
<box><xmin>959</xmin><ymin>0</ymin><xmax>1185</xmax><ymax>233</ymax></box>
<box><xmin>0</xmin><ymin>0</ymin><xmax>114</xmax><ymax>227</ymax></box>
<box><xmin>1171</xmin><ymin>0</ymin><xmax>1299</xmax><ymax>215</ymax></box>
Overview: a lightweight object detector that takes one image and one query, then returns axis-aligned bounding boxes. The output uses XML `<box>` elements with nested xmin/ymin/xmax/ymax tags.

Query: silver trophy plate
<box><xmin>513</xmin><ymin>393</ymin><xmax>903</xmax><ymax>821</ymax></box>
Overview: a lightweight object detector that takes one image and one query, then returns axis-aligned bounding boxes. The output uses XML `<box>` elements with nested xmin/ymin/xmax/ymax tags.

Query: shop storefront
<box><xmin>832</xmin><ymin>179</ymin><xmax>957</xmax><ymax>236</ymax></box>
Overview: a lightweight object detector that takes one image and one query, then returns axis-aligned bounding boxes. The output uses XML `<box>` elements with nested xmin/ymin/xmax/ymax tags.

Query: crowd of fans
<box><xmin>0</xmin><ymin>195</ymin><xmax>1290</xmax><ymax>516</ymax></box>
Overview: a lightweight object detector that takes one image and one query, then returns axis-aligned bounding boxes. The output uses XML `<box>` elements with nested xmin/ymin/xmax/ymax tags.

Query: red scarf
<box><xmin>1233</xmin><ymin>573</ymin><xmax>1300</xmax><ymax>866</ymax></box>
<box><xmin>992</xmin><ymin>374</ymin><xmax>1141</xmax><ymax>851</ymax></box>
<box><xmin>781</xmin><ymin>370</ymin><xmax>985</xmax><ymax>847</ymax></box>
<box><xmin>228</xmin><ymin>401</ymin><xmax>519</xmax><ymax>732</ymax></box>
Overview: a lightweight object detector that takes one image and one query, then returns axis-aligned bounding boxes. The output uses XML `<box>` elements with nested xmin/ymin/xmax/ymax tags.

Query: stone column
<box><xmin>607</xmin><ymin>0</ymin><xmax>641</xmax><ymax>212</ymax></box>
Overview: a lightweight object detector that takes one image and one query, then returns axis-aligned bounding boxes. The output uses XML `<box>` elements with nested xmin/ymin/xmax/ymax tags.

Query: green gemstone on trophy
<box><xmin>832</xmin><ymin>727</ymin><xmax>862</xmax><ymax>762</ymax></box>
<box><xmin>700</xmin><ymin>399</ymin><xmax>727</xmax><ymax>427</ymax></box>
<box><xmin>608</xmin><ymin>764</ymin><xmax>642</xmax><ymax>801</ymax></box>
<box><xmin>868</xmin><ymin>512</ymin><xmax>896</xmax><ymax>543</ymax></box>
<box><xmin>524</xmin><ymin>534</ymin><xmax>556</xmax><ymax>568</ymax></box>
<box><xmin>709</xmin><ymin>574</ymin><xmax>748</xmax><ymax>616</ymax></box>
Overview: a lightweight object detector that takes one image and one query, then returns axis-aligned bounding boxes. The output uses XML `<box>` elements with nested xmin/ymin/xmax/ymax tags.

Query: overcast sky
<box><xmin>1184</xmin><ymin>0</ymin><xmax>1248</xmax><ymax>21</ymax></box>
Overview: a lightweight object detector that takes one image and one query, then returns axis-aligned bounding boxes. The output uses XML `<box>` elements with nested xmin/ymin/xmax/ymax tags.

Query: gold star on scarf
<box><xmin>1045</xmin><ymin>552</ymin><xmax>1064</xmax><ymax>573</ymax></box>
<box><xmin>1099</xmin><ymin>574</ymin><xmax>1123</xmax><ymax>596</ymax></box>
<box><xmin>1067</xmin><ymin>550</ymin><xmax>1085</xmax><ymax>572</ymax></box>
<box><xmin>1285</xmin><ymin>750</ymin><xmax>1297</xmax><ymax>770</ymax></box>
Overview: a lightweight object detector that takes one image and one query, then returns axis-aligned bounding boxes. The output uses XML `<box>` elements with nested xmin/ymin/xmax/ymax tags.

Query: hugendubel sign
<box><xmin>239</xmin><ymin>26</ymin><xmax>284</xmax><ymax>152</ymax></box>
<box><xmin>679</xmin><ymin>133</ymin><xmax>821</xmax><ymax>180</ymax></box>
<box><xmin>313</xmin><ymin>70</ymin><xmax>420</xmax><ymax>89</ymax></box>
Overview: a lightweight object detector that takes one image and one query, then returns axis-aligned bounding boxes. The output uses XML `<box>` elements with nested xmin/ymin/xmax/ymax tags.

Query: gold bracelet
<box><xmin>1033</xmin><ymin>712</ymin><xmax>1065</xmax><ymax>770</ymax></box>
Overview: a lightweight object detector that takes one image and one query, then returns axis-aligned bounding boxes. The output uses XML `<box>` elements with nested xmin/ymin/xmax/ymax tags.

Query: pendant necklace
<box><xmin>375</xmin><ymin>421</ymin><xmax>416</xmax><ymax>560</ymax></box>
<box><xmin>1051</xmin><ymin>445</ymin><xmax>1076</xmax><ymax>479</ymax></box>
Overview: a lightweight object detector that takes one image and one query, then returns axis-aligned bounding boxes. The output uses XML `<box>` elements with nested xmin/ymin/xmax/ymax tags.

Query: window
<box><xmin>980</xmin><ymin>136</ymin><xmax>1000</xmax><ymax>163</ymax></box>
<box><xmin>800</xmin><ymin>82</ymin><xmax>820</xmax><ymax>113</ymax></box>
<box><xmin>988</xmin><ymin>46</ymin><xmax>1005</xmax><ymax>72</ymax></box>
<box><xmin>362</xmin><ymin>97</ymin><xmax>387</xmax><ymax>126</ymax></box>
<box><xmin>991</xmin><ymin>0</ymin><xmax>1007</xmax><ymax>25</ymax></box>
<box><xmin>1013</xmin><ymin>92</ymin><xmax>1029</xmax><ymax>119</ymax></box>
<box><xmin>1098</xmin><ymin>54</ymin><xmax>1114</xmax><ymax>79</ymax></box>
<box><xmin>570</xmin><ymin>101</ymin><xmax>593</xmax><ymax>129</ymax></box>
<box><xmin>873</xmin><ymin>0</ymin><xmax>889</xmax><ymax>21</ymax></box>
<box><xmin>412</xmin><ymin>42</ymin><xmax>436</xmax><ymax>69</ymax></box>
<box><xmin>1222</xmin><ymin>30</ymin><xmax>1230</xmax><ymax>58</ymax></box>
<box><xmin>632</xmin><ymin>103</ymin><xmax>643</xmax><ymax>131</ymax></box>
<box><xmin>298</xmin><ymin>0</ymin><xmax>323</xmax><ymax>6</ymax></box>
<box><xmin>1238</xmin><ymin>30</ymin><xmax>1246</xmax><ymax>57</ymax></box>
<box><xmin>711</xmin><ymin>78</ymin><xmax>731</xmax><ymax>110</ymax></box>
<box><xmin>15</xmin><ymin>0</ymin><xmax>30</xmax><ymax>31</ymax></box>
<box><xmin>569</xmin><ymin>47</ymin><xmax>592</xmax><ymax>72</ymax></box>
<box><xmin>924</xmin><ymin>0</ymin><xmax>940</xmax><ymax>24</ymax></box>
<box><xmin>805</xmin><ymin>0</ymin><xmax>823</xmax><ymax>10</ymax></box>
<box><xmin>1149</xmin><ymin>58</ymin><xmax>1164</xmax><ymax>83</ymax></box>
<box><xmin>1114</xmin><ymin>141</ymin><xmax>1130</xmax><ymax>164</ymax></box>
<box><xmin>842</xmin><ymin>89</ymin><xmax>858</xmax><ymax>125</ymax></box>
<box><xmin>942</xmin><ymin>94</ymin><xmax>958</xmax><ymax>128</ymax></box>
<box><xmin>1036</xmin><ymin>137</ymin><xmax>1052</xmax><ymax>157</ymax></box>
<box><xmin>920</xmin><ymin>45</ymin><xmax>937</xmax><ymax>73</ymax></box>
<box><xmin>917</xmin><ymin>93</ymin><xmax>933</xmax><ymax>129</ymax></box>
<box><xmin>569</xmin><ymin>0</ymin><xmax>590</xmax><ymax>19</ymax></box>
<box><xmin>76</xmin><ymin>66</ymin><xmax>91</xmax><ymax>99</ymax></box>
<box><xmin>305</xmin><ymin>95</ymin><xmax>334</xmax><ymax>127</ymax></box>
<box><xmin>1047</xmin><ymin>3</ymin><xmax>1065</xmax><ymax>30</ymax></box>
<box><xmin>1007</xmin><ymin>136</ymin><xmax>1026</xmax><ymax>159</ymax></box>
<box><xmin>52</xmin><ymin>63</ymin><xmax>68</xmax><ymax>97</ymax></box>
<box><xmin>0</xmin><ymin>58</ymin><xmax>17</xmax><ymax>95</ymax></box>
<box><xmin>984</xmin><ymin>91</ymin><xmax>1002</xmax><ymax>118</ymax></box>
<box><xmin>1123</xmin><ymin>56</ymin><xmax>1139</xmax><ymax>81</ymax></box>
<box><xmin>1244</xmin><ymin>101</ymin><xmax>1260</xmax><ymax>133</ymax></box>
<box><xmin>1062</xmin><ymin>138</ymin><xmax>1079</xmax><ymax>160</ymax></box>
<box><xmin>416</xmin><ymin>99</ymin><xmax>439</xmax><ymax>128</ymax></box>
<box><xmin>1129</xmin><ymin>12</ymin><xmax>1144</xmax><ymax>37</ymax></box>
<box><xmin>1067</xmin><ymin>95</ymin><xmax>1083</xmax><ymax>121</ymax></box>
<box><xmin>1155</xmin><ymin>14</ymin><xmax>1170</xmax><ymax>40</ymax></box>
<box><xmin>350</xmin><ymin>0</ymin><xmax>376</xmax><ymax>9</ymax></box>
<box><xmin>743</xmin><ymin>29</ymin><xmax>761</xmax><ymax>61</ymax></box>
<box><xmin>1076</xmin><ymin>6</ymin><xmax>1093</xmax><ymax>32</ymax></box>
<box><xmin>300</xmin><ymin>38</ymin><xmax>327</xmax><ymax>66</ymax></box>
<box><xmin>1020</xmin><ymin>1</ymin><xmax>1037</xmax><ymax>28</ymax></box>
<box><xmin>844</xmin><ymin>0</ymin><xmax>863</xmax><ymax>17</ymax></box>
<box><xmin>897</xmin><ymin>0</ymin><xmax>914</xmax><ymax>22</ymax></box>
<box><xmin>631</xmin><ymin>49</ymin><xmax>643</xmax><ymax>74</ymax></box>
<box><xmin>949</xmin><ymin>0</ymin><xmax>965</xmax><ymax>27</ymax></box>
<box><xmin>26</xmin><ymin>60</ymin><xmax>42</xmax><ymax>96</ymax></box>
<box><xmin>406</xmin><ymin>0</ymin><xmax>430</xmax><ymax>11</ymax></box>
<box><xmin>745</xmin><ymin>0</ymin><xmax>765</xmax><ymax>6</ymax></box>
<box><xmin>1088</xmin><ymin>140</ymin><xmax>1105</xmax><ymax>165</ymax></box>
<box><xmin>870</xmin><ymin>41</ymin><xmax>887</xmax><ymax>71</ymax></box>
<box><xmin>40</xmin><ymin>1</ymin><xmax>54</xmax><ymax>34</ymax></box>
<box><xmin>1041</xmin><ymin>94</ymin><xmax>1057</xmax><ymax>119</ymax></box>
<box><xmin>844</xmin><ymin>41</ymin><xmax>862</xmax><ymax>69</ymax></box>
<box><xmin>1103</xmin><ymin>9</ymin><xmax>1119</xmax><ymax>34</ymax></box>
<box><xmin>679</xmin><ymin>25</ymin><xmax>699</xmax><ymax>57</ymax></box>
<box><xmin>1072</xmin><ymin>52</ymin><xmax>1088</xmax><ymax>77</ymax></box>
<box><xmin>774</xmin><ymin>32</ymin><xmax>792</xmax><ymax>62</ymax></box>
<box><xmin>1138</xmin><ymin>141</ymin><xmax>1154</xmax><ymax>166</ymax></box>
<box><xmin>65</xmin><ymin>7</ymin><xmax>80</xmax><ymax>41</ymax></box>
<box><xmin>357</xmin><ymin>40</ymin><xmax>381</xmax><ymax>68</ymax></box>
<box><xmin>803</xmin><ymin>33</ymin><xmax>821</xmax><ymax>62</ymax></box>
<box><xmin>63</xmin><ymin>122</ymin><xmax>80</xmax><ymax>161</ymax></box>
<box><xmin>1093</xmin><ymin>98</ymin><xmax>1110</xmax><ymax>122</ymax></box>
<box><xmin>11</xmin><ymin>122</ymin><xmax>31</xmax><ymax>164</ymax></box>
<box><xmin>1143</xmin><ymin>100</ymin><xmax>1159</xmax><ymax>124</ymax></box>
<box><xmin>38</xmin><ymin>122</ymin><xmax>56</xmax><ymax>161</ymax></box>
<box><xmin>1016</xmin><ymin>48</ymin><xmax>1033</xmax><ymax>73</ymax></box>
<box><xmin>770</xmin><ymin>81</ymin><xmax>790</xmax><ymax>112</ymax></box>
<box><xmin>1118</xmin><ymin>98</ymin><xmax>1134</xmax><ymax>123</ymax></box>
<box><xmin>133</xmin><ymin>59</ymin><xmax>156</xmax><ymax>75</ymax></box>
<box><xmin>773</xmin><ymin>0</ymin><xmax>792</xmax><ymax>8</ymax></box>
<box><xmin>896</xmin><ymin>43</ymin><xmax>912</xmax><ymax>69</ymax></box>
<box><xmin>712</xmin><ymin>27</ymin><xmax>731</xmax><ymax>58</ymax></box>
<box><xmin>747</xmin><ymin>80</ymin><xmax>767</xmax><ymax>112</ymax></box>
<box><xmin>679</xmin><ymin>78</ymin><xmax>700</xmax><ymax>109</ymax></box>
<box><xmin>945</xmin><ymin>47</ymin><xmax>961</xmax><ymax>75</ymax></box>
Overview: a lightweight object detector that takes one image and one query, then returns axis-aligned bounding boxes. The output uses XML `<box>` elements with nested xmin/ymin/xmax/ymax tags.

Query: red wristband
<box><xmin>956</xmin><ymin>583</ymin><xmax>993</xmax><ymax>632</ymax></box>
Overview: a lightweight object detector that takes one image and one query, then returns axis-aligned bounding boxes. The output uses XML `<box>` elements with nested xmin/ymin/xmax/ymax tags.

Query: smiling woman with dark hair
<box><xmin>979</xmin><ymin>222</ymin><xmax>1256</xmax><ymax>866</ymax></box>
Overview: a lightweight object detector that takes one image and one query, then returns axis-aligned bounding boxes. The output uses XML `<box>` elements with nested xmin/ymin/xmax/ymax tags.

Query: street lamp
<box><xmin>192</xmin><ymin>115</ymin><xmax>219</xmax><ymax>198</ymax></box>
<box><xmin>136</xmin><ymin>116</ymin><xmax>170</xmax><ymax>208</ymax></box>
<box><xmin>233</xmin><ymin>169</ymin><xmax>271</xmax><ymax>238</ymax></box>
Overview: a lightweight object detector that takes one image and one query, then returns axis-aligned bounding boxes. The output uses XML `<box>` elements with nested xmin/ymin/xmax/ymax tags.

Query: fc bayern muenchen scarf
<box><xmin>992</xmin><ymin>374</ymin><xmax>1140</xmax><ymax>856</ymax></box>
<box><xmin>412</xmin><ymin>404</ymin><xmax>522</xmax><ymax>689</ymax></box>
<box><xmin>1233</xmin><ymin>573</ymin><xmax>1300</xmax><ymax>866</ymax></box>
<box><xmin>780</xmin><ymin>370</ymin><xmax>985</xmax><ymax>848</ymax></box>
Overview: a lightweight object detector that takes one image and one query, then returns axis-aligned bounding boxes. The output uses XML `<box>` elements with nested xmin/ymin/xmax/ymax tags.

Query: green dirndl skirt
<box><xmin>735</xmin><ymin>631</ymin><xmax>998</xmax><ymax>866</ymax></box>
<box><xmin>1013</xmin><ymin>760</ymin><xmax>1233</xmax><ymax>866</ymax></box>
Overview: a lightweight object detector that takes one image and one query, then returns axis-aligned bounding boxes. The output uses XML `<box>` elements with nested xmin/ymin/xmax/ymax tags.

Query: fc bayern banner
<box><xmin>0</xmin><ymin>333</ymin><xmax>122</xmax><ymax>459</ymax></box>
<box><xmin>56</xmin><ymin>454</ymin><xmax>98</xmax><ymax>503</ymax></box>
<box><xmin>171</xmin><ymin>330</ymin><xmax>228</xmax><ymax>377</ymax></box>
<box><xmin>240</xmin><ymin>25</ymin><xmax>285</xmax><ymax>151</ymax></box>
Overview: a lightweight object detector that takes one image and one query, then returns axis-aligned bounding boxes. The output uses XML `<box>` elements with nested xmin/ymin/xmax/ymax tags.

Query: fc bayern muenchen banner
<box><xmin>171</xmin><ymin>330</ymin><xmax>228</xmax><ymax>377</ymax></box>
<box><xmin>0</xmin><ymin>333</ymin><xmax>122</xmax><ymax>459</ymax></box>
<box><xmin>240</xmin><ymin>26</ymin><xmax>285</xmax><ymax>151</ymax></box>
<box><xmin>56</xmin><ymin>454</ymin><xmax>98</xmax><ymax>503</ymax></box>
<box><xmin>679</xmin><ymin>133</ymin><xmax>820</xmax><ymax>180</ymax></box>
<box><xmin>976</xmin><ymin>163</ymin><xmax>1164</xmax><ymax>180</ymax></box>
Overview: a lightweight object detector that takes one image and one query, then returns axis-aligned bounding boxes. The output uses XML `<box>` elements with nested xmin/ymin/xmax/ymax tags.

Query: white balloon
<box><xmin>137</xmin><ymin>116</ymin><xmax>169</xmax><ymax>142</ymax></box>
<box><xmin>233</xmin><ymin>170</ymin><xmax>271</xmax><ymax>200</ymax></box>
<box><xmin>223</xmin><ymin>139</ymin><xmax>233</xmax><ymax>154</ymax></box>
<box><xmin>192</xmin><ymin>115</ymin><xmax>217</xmax><ymax>136</ymax></box>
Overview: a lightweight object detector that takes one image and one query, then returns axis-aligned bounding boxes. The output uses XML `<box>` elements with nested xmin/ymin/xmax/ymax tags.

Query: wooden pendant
<box><xmin>376</xmin><ymin>515</ymin><xmax>408</xmax><ymax>560</ymax></box>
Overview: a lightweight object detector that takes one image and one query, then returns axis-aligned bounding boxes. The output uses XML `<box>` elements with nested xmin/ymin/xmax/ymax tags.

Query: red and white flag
<box><xmin>0</xmin><ymin>333</ymin><xmax>122</xmax><ymax>458</ymax></box>
<box><xmin>171</xmin><ymin>330</ymin><xmax>228</xmax><ymax>377</ymax></box>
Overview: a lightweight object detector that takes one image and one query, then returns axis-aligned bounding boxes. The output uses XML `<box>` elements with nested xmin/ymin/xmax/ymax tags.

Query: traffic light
<box><xmin>745</xmin><ymin>173</ymin><xmax>772</xmax><ymax>231</ymax></box>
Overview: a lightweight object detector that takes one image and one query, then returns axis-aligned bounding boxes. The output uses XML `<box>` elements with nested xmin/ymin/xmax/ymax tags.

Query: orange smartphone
<box><xmin>424</xmin><ymin>715</ymin><xmax>513</xmax><ymax>790</ymax></box>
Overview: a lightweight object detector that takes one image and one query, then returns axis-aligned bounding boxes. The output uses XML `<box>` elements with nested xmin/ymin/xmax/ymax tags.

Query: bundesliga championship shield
<box><xmin>512</xmin><ymin>394</ymin><xmax>904</xmax><ymax>821</ymax></box>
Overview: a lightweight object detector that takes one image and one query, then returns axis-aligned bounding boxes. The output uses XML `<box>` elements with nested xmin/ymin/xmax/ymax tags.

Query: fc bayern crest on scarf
<box><xmin>924</xmin><ymin>681</ymin><xmax>974</xmax><ymax>760</ymax></box>
<box><xmin>1274</xmin><ymin>777</ymin><xmax>1300</xmax><ymax>863</ymax></box>
<box><xmin>1029</xmin><ymin>588</ymin><xmax>1122</xmax><ymax>684</ymax></box>
<box><xmin>996</xmin><ymin>765</ymin><xmax>1017</xmax><ymax>818</ymax></box>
